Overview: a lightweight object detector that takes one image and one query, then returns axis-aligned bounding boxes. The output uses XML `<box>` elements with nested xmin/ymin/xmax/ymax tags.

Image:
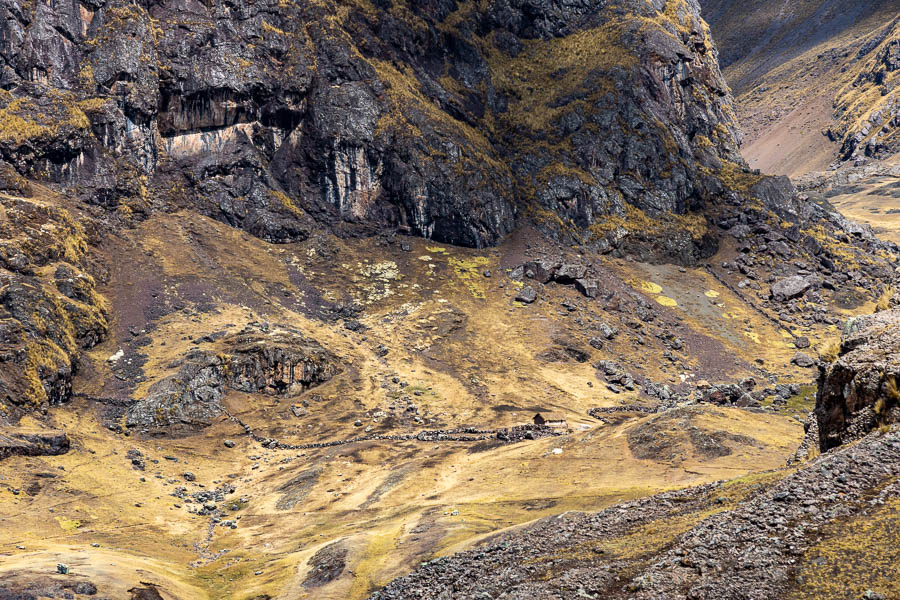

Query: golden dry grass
<box><xmin>0</xmin><ymin>172</ymin><xmax>875</xmax><ymax>599</ymax></box>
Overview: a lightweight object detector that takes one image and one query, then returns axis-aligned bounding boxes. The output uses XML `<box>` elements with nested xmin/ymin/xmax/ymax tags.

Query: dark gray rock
<box><xmin>516</xmin><ymin>286</ymin><xmax>538</xmax><ymax>304</ymax></box>
<box><xmin>574</xmin><ymin>278</ymin><xmax>600</xmax><ymax>299</ymax></box>
<box><xmin>803</xmin><ymin>308</ymin><xmax>900</xmax><ymax>453</ymax></box>
<box><xmin>771</xmin><ymin>275</ymin><xmax>814</xmax><ymax>301</ymax></box>
<box><xmin>0</xmin><ymin>0</ymin><xmax>759</xmax><ymax>261</ymax></box>
<box><xmin>523</xmin><ymin>260</ymin><xmax>558</xmax><ymax>284</ymax></box>
<box><xmin>554</xmin><ymin>264</ymin><xmax>587</xmax><ymax>283</ymax></box>
<box><xmin>0</xmin><ymin>429</ymin><xmax>69</xmax><ymax>460</ymax></box>
<box><xmin>126</xmin><ymin>325</ymin><xmax>338</xmax><ymax>430</ymax></box>
<box><xmin>597</xmin><ymin>322</ymin><xmax>619</xmax><ymax>340</ymax></box>
<box><xmin>227</xmin><ymin>327</ymin><xmax>339</xmax><ymax>395</ymax></box>
<box><xmin>125</xmin><ymin>351</ymin><xmax>227</xmax><ymax>430</ymax></box>
<box><xmin>791</xmin><ymin>352</ymin><xmax>816</xmax><ymax>368</ymax></box>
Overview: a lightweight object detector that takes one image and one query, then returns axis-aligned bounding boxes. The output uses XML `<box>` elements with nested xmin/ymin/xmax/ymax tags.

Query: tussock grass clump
<box><xmin>818</xmin><ymin>338</ymin><xmax>842</xmax><ymax>364</ymax></box>
<box><xmin>874</xmin><ymin>375</ymin><xmax>900</xmax><ymax>427</ymax></box>
<box><xmin>588</xmin><ymin>204</ymin><xmax>709</xmax><ymax>242</ymax></box>
<box><xmin>0</xmin><ymin>92</ymin><xmax>91</xmax><ymax>147</ymax></box>
<box><xmin>875</xmin><ymin>286</ymin><xmax>894</xmax><ymax>312</ymax></box>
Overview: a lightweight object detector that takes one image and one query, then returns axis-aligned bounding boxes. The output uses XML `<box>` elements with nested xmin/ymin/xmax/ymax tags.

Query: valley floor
<box><xmin>0</xmin><ymin>192</ymin><xmax>870</xmax><ymax>599</ymax></box>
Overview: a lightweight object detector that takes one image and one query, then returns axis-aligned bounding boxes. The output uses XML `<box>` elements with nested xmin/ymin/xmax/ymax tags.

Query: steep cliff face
<box><xmin>797</xmin><ymin>308</ymin><xmax>900</xmax><ymax>454</ymax></box>
<box><xmin>0</xmin><ymin>0</ymin><xmax>748</xmax><ymax>258</ymax></box>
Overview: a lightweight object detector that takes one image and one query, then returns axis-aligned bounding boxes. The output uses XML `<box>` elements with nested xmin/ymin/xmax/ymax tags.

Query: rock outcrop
<box><xmin>227</xmin><ymin>326</ymin><xmax>339</xmax><ymax>395</ymax></box>
<box><xmin>834</xmin><ymin>17</ymin><xmax>900</xmax><ymax>162</ymax></box>
<box><xmin>0</xmin><ymin>192</ymin><xmax>108</xmax><ymax>420</ymax></box>
<box><xmin>516</xmin><ymin>259</ymin><xmax>602</xmax><ymax>299</ymax></box>
<box><xmin>125</xmin><ymin>350</ymin><xmax>228</xmax><ymax>430</ymax></box>
<box><xmin>0</xmin><ymin>0</ymin><xmax>764</xmax><ymax>260</ymax></box>
<box><xmin>0</xmin><ymin>428</ymin><xmax>69</xmax><ymax>459</ymax></box>
<box><xmin>801</xmin><ymin>308</ymin><xmax>900</xmax><ymax>453</ymax></box>
<box><xmin>126</xmin><ymin>325</ymin><xmax>339</xmax><ymax>430</ymax></box>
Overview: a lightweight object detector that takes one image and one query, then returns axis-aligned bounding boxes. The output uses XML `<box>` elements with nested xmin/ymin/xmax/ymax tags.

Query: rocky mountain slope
<box><xmin>2</xmin><ymin>1</ymin><xmax>900</xmax><ymax>599</ymax></box>
<box><xmin>699</xmin><ymin>0</ymin><xmax>900</xmax><ymax>176</ymax></box>
<box><xmin>0</xmin><ymin>0</ymin><xmax>792</xmax><ymax>419</ymax></box>
<box><xmin>4</xmin><ymin>0</ymin><xmax>896</xmax><ymax>427</ymax></box>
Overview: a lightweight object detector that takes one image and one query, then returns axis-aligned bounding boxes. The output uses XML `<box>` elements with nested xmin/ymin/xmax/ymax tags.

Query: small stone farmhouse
<box><xmin>533</xmin><ymin>412</ymin><xmax>568</xmax><ymax>430</ymax></box>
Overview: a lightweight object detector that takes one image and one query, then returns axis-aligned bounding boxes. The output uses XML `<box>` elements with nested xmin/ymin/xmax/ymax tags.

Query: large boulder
<box><xmin>554</xmin><ymin>264</ymin><xmax>588</xmax><ymax>284</ymax></box>
<box><xmin>523</xmin><ymin>260</ymin><xmax>559</xmax><ymax>284</ymax></box>
<box><xmin>574</xmin><ymin>278</ymin><xmax>601</xmax><ymax>299</ymax></box>
<box><xmin>516</xmin><ymin>286</ymin><xmax>538</xmax><ymax>304</ymax></box>
<box><xmin>770</xmin><ymin>275</ymin><xmax>814</xmax><ymax>301</ymax></box>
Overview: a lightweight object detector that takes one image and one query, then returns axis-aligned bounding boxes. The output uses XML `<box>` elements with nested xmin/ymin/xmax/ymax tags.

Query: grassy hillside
<box><xmin>0</xmin><ymin>183</ymin><xmax>847</xmax><ymax>599</ymax></box>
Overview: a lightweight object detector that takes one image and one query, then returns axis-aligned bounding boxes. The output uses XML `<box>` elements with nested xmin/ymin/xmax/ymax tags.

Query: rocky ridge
<box><xmin>700</xmin><ymin>0</ymin><xmax>900</xmax><ymax>172</ymax></box>
<box><xmin>0</xmin><ymin>187</ymin><xmax>109</xmax><ymax>420</ymax></box>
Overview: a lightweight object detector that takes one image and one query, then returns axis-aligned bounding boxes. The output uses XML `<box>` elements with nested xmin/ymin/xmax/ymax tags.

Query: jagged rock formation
<box><xmin>0</xmin><ymin>0</ymin><xmax>764</xmax><ymax>260</ymax></box>
<box><xmin>227</xmin><ymin>326</ymin><xmax>339</xmax><ymax>395</ymax></box>
<box><xmin>836</xmin><ymin>17</ymin><xmax>900</xmax><ymax>162</ymax></box>
<box><xmin>126</xmin><ymin>325</ymin><xmax>338</xmax><ymax>430</ymax></box>
<box><xmin>125</xmin><ymin>350</ymin><xmax>228</xmax><ymax>430</ymax></box>
<box><xmin>799</xmin><ymin>308</ymin><xmax>900</xmax><ymax>454</ymax></box>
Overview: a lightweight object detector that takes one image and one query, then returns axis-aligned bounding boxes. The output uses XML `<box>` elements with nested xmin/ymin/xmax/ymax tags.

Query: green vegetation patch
<box><xmin>448</xmin><ymin>256</ymin><xmax>491</xmax><ymax>299</ymax></box>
